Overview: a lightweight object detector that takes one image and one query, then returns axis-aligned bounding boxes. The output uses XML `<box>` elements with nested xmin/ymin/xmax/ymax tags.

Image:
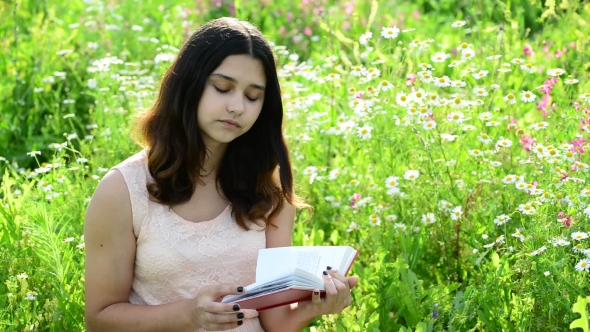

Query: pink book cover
<box><xmin>235</xmin><ymin>250</ymin><xmax>360</xmax><ymax>311</ymax></box>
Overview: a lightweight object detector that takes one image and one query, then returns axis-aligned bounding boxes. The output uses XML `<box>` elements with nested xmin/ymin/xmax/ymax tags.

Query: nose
<box><xmin>227</xmin><ymin>93</ymin><xmax>245</xmax><ymax>115</ymax></box>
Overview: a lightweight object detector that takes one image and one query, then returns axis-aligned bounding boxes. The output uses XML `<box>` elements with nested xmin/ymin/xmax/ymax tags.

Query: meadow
<box><xmin>1</xmin><ymin>0</ymin><xmax>590</xmax><ymax>331</ymax></box>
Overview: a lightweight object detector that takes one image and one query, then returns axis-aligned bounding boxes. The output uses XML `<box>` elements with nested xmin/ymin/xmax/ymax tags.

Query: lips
<box><xmin>219</xmin><ymin>119</ymin><xmax>241</xmax><ymax>128</ymax></box>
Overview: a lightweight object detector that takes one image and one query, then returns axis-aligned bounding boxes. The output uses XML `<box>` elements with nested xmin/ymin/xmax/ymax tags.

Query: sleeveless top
<box><xmin>112</xmin><ymin>149</ymin><xmax>267</xmax><ymax>332</ymax></box>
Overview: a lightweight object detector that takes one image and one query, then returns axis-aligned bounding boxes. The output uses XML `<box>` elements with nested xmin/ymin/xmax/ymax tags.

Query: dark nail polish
<box><xmin>238</xmin><ymin>320</ymin><xmax>243</xmax><ymax>326</ymax></box>
<box><xmin>327</xmin><ymin>266</ymin><xmax>332</xmax><ymax>270</ymax></box>
<box><xmin>237</xmin><ymin>313</ymin><xmax>244</xmax><ymax>319</ymax></box>
<box><xmin>233</xmin><ymin>304</ymin><xmax>240</xmax><ymax>311</ymax></box>
<box><xmin>323</xmin><ymin>271</ymin><xmax>328</xmax><ymax>275</ymax></box>
<box><xmin>237</xmin><ymin>286</ymin><xmax>244</xmax><ymax>293</ymax></box>
<box><xmin>314</xmin><ymin>291</ymin><xmax>319</xmax><ymax>295</ymax></box>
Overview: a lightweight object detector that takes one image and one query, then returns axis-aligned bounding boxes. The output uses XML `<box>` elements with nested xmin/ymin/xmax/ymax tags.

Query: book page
<box><xmin>295</xmin><ymin>250</ymin><xmax>320</xmax><ymax>275</ymax></box>
<box><xmin>254</xmin><ymin>246</ymin><xmax>356</xmax><ymax>284</ymax></box>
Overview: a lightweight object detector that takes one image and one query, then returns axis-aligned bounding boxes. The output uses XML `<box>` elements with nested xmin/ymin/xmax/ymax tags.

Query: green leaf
<box><xmin>570</xmin><ymin>296</ymin><xmax>590</xmax><ymax>331</ymax></box>
<box><xmin>330</xmin><ymin>229</ymin><xmax>339</xmax><ymax>244</ymax></box>
<box><xmin>416</xmin><ymin>322</ymin><xmax>428</xmax><ymax>332</ymax></box>
<box><xmin>491</xmin><ymin>251</ymin><xmax>500</xmax><ymax>268</ymax></box>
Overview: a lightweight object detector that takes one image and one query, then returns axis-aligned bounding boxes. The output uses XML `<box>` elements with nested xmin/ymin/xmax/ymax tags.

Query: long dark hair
<box><xmin>134</xmin><ymin>17</ymin><xmax>308</xmax><ymax>230</ymax></box>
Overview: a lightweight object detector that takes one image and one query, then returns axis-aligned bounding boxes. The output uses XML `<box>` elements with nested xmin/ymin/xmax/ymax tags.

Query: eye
<box><xmin>214</xmin><ymin>86</ymin><xmax>229</xmax><ymax>93</ymax></box>
<box><xmin>246</xmin><ymin>96</ymin><xmax>259</xmax><ymax>102</ymax></box>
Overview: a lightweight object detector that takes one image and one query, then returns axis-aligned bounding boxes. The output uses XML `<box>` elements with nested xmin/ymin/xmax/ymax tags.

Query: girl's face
<box><xmin>197</xmin><ymin>54</ymin><xmax>266</xmax><ymax>148</ymax></box>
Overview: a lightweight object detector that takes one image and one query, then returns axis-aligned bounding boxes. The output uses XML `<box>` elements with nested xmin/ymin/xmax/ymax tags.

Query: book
<box><xmin>221</xmin><ymin>246</ymin><xmax>359</xmax><ymax>311</ymax></box>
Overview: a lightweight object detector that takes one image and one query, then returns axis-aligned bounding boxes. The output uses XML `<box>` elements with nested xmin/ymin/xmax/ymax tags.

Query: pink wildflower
<box><xmin>523</xmin><ymin>44</ymin><xmax>535</xmax><ymax>56</ymax></box>
<box><xmin>406</xmin><ymin>73</ymin><xmax>416</xmax><ymax>87</ymax></box>
<box><xmin>349</xmin><ymin>193</ymin><xmax>362</xmax><ymax>208</ymax></box>
<box><xmin>519</xmin><ymin>135</ymin><xmax>535</xmax><ymax>151</ymax></box>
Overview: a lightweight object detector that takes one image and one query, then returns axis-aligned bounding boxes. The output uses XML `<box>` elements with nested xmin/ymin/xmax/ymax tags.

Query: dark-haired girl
<box><xmin>84</xmin><ymin>17</ymin><xmax>358</xmax><ymax>332</ymax></box>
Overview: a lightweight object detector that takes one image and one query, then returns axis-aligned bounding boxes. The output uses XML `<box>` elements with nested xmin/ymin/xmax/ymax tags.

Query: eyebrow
<box><xmin>210</xmin><ymin>73</ymin><xmax>266</xmax><ymax>92</ymax></box>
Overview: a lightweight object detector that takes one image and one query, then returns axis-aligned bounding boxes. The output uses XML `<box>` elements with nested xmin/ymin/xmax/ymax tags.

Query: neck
<box><xmin>201</xmin><ymin>141</ymin><xmax>228</xmax><ymax>179</ymax></box>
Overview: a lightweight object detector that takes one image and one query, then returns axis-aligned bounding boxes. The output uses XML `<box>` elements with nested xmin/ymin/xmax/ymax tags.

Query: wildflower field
<box><xmin>2</xmin><ymin>0</ymin><xmax>590</xmax><ymax>331</ymax></box>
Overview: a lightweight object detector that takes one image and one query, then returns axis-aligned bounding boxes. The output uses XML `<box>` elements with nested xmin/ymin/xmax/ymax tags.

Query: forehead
<box><xmin>210</xmin><ymin>54</ymin><xmax>266</xmax><ymax>86</ymax></box>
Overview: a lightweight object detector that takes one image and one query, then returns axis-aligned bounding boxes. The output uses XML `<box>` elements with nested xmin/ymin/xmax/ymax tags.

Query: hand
<box><xmin>187</xmin><ymin>284</ymin><xmax>246</xmax><ymax>331</ymax></box>
<box><xmin>300</xmin><ymin>267</ymin><xmax>359</xmax><ymax>316</ymax></box>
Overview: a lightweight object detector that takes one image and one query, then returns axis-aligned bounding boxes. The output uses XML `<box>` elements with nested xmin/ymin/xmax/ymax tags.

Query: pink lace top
<box><xmin>112</xmin><ymin>149</ymin><xmax>267</xmax><ymax>332</ymax></box>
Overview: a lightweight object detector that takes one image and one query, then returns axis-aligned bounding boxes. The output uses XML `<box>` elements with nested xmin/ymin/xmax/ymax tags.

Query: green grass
<box><xmin>1</xmin><ymin>0</ymin><xmax>590</xmax><ymax>331</ymax></box>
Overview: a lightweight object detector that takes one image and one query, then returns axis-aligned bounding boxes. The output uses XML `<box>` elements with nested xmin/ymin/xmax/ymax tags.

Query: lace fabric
<box><xmin>112</xmin><ymin>149</ymin><xmax>267</xmax><ymax>332</ymax></box>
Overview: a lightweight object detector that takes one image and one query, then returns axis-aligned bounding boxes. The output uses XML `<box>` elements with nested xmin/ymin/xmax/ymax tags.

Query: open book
<box><xmin>222</xmin><ymin>246</ymin><xmax>359</xmax><ymax>311</ymax></box>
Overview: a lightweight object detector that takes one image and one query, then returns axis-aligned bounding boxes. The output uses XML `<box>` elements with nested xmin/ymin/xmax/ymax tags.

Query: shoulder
<box><xmin>86</xmin><ymin>169</ymin><xmax>133</xmax><ymax>226</ymax></box>
<box><xmin>112</xmin><ymin>148</ymin><xmax>148</xmax><ymax>171</ymax></box>
<box><xmin>265</xmin><ymin>201</ymin><xmax>296</xmax><ymax>248</ymax></box>
<box><xmin>86</xmin><ymin>150</ymin><xmax>146</xmax><ymax>234</ymax></box>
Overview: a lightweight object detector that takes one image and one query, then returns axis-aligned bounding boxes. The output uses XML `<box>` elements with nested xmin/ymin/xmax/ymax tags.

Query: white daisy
<box><xmin>473</xmin><ymin>87</ymin><xmax>488</xmax><ymax>97</ymax></box>
<box><xmin>547</xmin><ymin>68</ymin><xmax>566</xmax><ymax>77</ymax></box>
<box><xmin>496</xmin><ymin>138</ymin><xmax>513</xmax><ymax>148</ymax></box>
<box><xmin>440</xmin><ymin>134</ymin><xmax>458</xmax><ymax>142</ymax></box>
<box><xmin>520</xmin><ymin>63</ymin><xmax>536</xmax><ymax>74</ymax></box>
<box><xmin>450</xmin><ymin>206</ymin><xmax>463</xmax><ymax>220</ymax></box>
<box><xmin>472</xmin><ymin>70</ymin><xmax>488</xmax><ymax>80</ymax></box>
<box><xmin>378</xmin><ymin>80</ymin><xmax>394</xmax><ymax>92</ymax></box>
<box><xmin>421</xmin><ymin>212</ymin><xmax>436</xmax><ymax>225</ymax></box>
<box><xmin>447</xmin><ymin>111</ymin><xmax>465</xmax><ymax>123</ymax></box>
<box><xmin>381</xmin><ymin>26</ymin><xmax>400</xmax><ymax>39</ymax></box>
<box><xmin>529</xmin><ymin>122</ymin><xmax>549</xmax><ymax>130</ymax></box>
<box><xmin>423</xmin><ymin>120</ymin><xmax>437</xmax><ymax>130</ymax></box>
<box><xmin>347</xmin><ymin>221</ymin><xmax>359</xmax><ymax>232</ymax></box>
<box><xmin>575</xmin><ymin>259</ymin><xmax>590</xmax><ymax>272</ymax></box>
<box><xmin>357</xmin><ymin>125</ymin><xmax>373</xmax><ymax>140</ymax></box>
<box><xmin>433</xmin><ymin>76</ymin><xmax>452</xmax><ymax>88</ymax></box>
<box><xmin>359</xmin><ymin>32</ymin><xmax>373</xmax><ymax>45</ymax></box>
<box><xmin>461</xmin><ymin>49</ymin><xmax>476</xmax><ymax>60</ymax></box>
<box><xmin>404</xmin><ymin>170</ymin><xmax>420</xmax><ymax>181</ymax></box>
<box><xmin>451</xmin><ymin>20</ymin><xmax>467</xmax><ymax>28</ymax></box>
<box><xmin>478</xmin><ymin>133</ymin><xmax>492</xmax><ymax>144</ymax></box>
<box><xmin>350</xmin><ymin>65</ymin><xmax>367</xmax><ymax>77</ymax></box>
<box><xmin>572</xmin><ymin>232</ymin><xmax>589</xmax><ymax>241</ymax></box>
<box><xmin>502</xmin><ymin>174</ymin><xmax>517</xmax><ymax>184</ymax></box>
<box><xmin>486</xmin><ymin>55</ymin><xmax>502</xmax><ymax>60</ymax></box>
<box><xmin>385</xmin><ymin>176</ymin><xmax>399</xmax><ymax>188</ymax></box>
<box><xmin>520</xmin><ymin>90</ymin><xmax>536</xmax><ymax>103</ymax></box>
<box><xmin>503</xmin><ymin>93</ymin><xmax>516</xmax><ymax>104</ymax></box>
<box><xmin>530</xmin><ymin>246</ymin><xmax>547</xmax><ymax>256</ymax></box>
<box><xmin>431</xmin><ymin>52</ymin><xmax>451</xmax><ymax>63</ymax></box>
<box><xmin>493</xmin><ymin>214</ymin><xmax>511</xmax><ymax>226</ymax></box>
<box><xmin>396</xmin><ymin>92</ymin><xmax>411</xmax><ymax>106</ymax></box>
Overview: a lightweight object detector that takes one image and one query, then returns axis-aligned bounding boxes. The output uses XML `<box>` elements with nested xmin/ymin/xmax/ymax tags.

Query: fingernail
<box><xmin>314</xmin><ymin>290</ymin><xmax>319</xmax><ymax>295</ymax></box>
<box><xmin>233</xmin><ymin>304</ymin><xmax>240</xmax><ymax>311</ymax></box>
<box><xmin>237</xmin><ymin>313</ymin><xmax>244</xmax><ymax>319</ymax></box>
<box><xmin>323</xmin><ymin>271</ymin><xmax>328</xmax><ymax>275</ymax></box>
<box><xmin>327</xmin><ymin>266</ymin><xmax>332</xmax><ymax>270</ymax></box>
<box><xmin>237</xmin><ymin>286</ymin><xmax>244</xmax><ymax>293</ymax></box>
<box><xmin>238</xmin><ymin>320</ymin><xmax>243</xmax><ymax>326</ymax></box>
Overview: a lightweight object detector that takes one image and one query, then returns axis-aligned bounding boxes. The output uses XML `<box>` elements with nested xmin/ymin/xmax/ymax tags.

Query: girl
<box><xmin>84</xmin><ymin>17</ymin><xmax>358</xmax><ymax>332</ymax></box>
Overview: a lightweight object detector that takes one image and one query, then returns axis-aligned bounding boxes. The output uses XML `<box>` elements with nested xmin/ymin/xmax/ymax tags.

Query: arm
<box><xmin>258</xmin><ymin>202</ymin><xmax>317</xmax><ymax>332</ymax></box>
<box><xmin>84</xmin><ymin>169</ymin><xmax>197</xmax><ymax>332</ymax></box>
